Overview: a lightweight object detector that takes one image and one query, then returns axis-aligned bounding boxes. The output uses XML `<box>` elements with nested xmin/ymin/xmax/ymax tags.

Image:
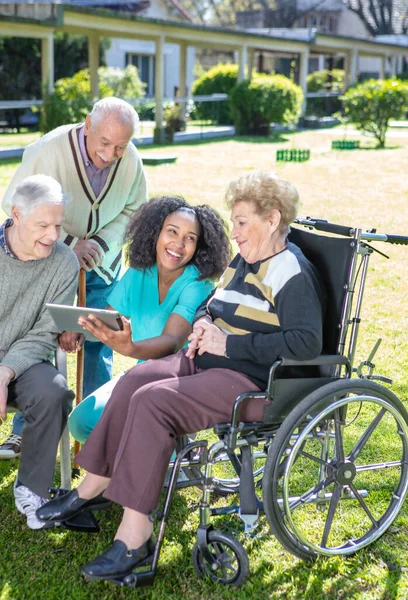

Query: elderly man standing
<box><xmin>0</xmin><ymin>174</ymin><xmax>79</xmax><ymax>528</ymax></box>
<box><xmin>1</xmin><ymin>97</ymin><xmax>147</xmax><ymax>458</ymax></box>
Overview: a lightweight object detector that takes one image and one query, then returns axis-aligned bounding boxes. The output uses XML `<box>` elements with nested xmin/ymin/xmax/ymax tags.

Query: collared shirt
<box><xmin>0</xmin><ymin>218</ymin><xmax>17</xmax><ymax>259</ymax></box>
<box><xmin>77</xmin><ymin>126</ymin><xmax>113</xmax><ymax>197</ymax></box>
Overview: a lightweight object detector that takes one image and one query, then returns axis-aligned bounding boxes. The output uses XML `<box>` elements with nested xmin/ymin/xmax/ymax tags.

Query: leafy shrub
<box><xmin>306</xmin><ymin>69</ymin><xmax>345</xmax><ymax>117</ymax></box>
<box><xmin>40</xmin><ymin>65</ymin><xmax>145</xmax><ymax>133</ymax></box>
<box><xmin>136</xmin><ymin>100</ymin><xmax>156</xmax><ymax>121</ymax></box>
<box><xmin>340</xmin><ymin>78</ymin><xmax>408</xmax><ymax>147</ymax></box>
<box><xmin>397</xmin><ymin>71</ymin><xmax>408</xmax><ymax>81</ymax></box>
<box><xmin>230</xmin><ymin>74</ymin><xmax>303</xmax><ymax>135</ymax></box>
<box><xmin>163</xmin><ymin>103</ymin><xmax>186</xmax><ymax>142</ymax></box>
<box><xmin>98</xmin><ymin>65</ymin><xmax>145</xmax><ymax>100</ymax></box>
<box><xmin>192</xmin><ymin>64</ymin><xmax>238</xmax><ymax>124</ymax></box>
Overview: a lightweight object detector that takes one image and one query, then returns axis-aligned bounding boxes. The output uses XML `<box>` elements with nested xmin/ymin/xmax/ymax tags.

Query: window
<box><xmin>126</xmin><ymin>53</ymin><xmax>156</xmax><ymax>96</ymax></box>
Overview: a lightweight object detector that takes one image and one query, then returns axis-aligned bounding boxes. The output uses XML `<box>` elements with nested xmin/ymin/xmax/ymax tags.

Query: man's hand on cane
<box><xmin>73</xmin><ymin>240</ymin><xmax>103</xmax><ymax>271</ymax></box>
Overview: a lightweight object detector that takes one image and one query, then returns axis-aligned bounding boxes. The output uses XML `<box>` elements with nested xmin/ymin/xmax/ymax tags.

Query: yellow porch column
<box><xmin>154</xmin><ymin>35</ymin><xmax>165</xmax><ymax>144</ymax></box>
<box><xmin>247</xmin><ymin>47</ymin><xmax>254</xmax><ymax>80</ymax></box>
<box><xmin>179</xmin><ymin>43</ymin><xmax>187</xmax><ymax>122</ymax></box>
<box><xmin>88</xmin><ymin>32</ymin><xmax>100</xmax><ymax>100</ymax></box>
<box><xmin>298</xmin><ymin>47</ymin><xmax>309</xmax><ymax>115</ymax></box>
<box><xmin>41</xmin><ymin>33</ymin><xmax>54</xmax><ymax>95</ymax></box>
<box><xmin>238</xmin><ymin>45</ymin><xmax>247</xmax><ymax>82</ymax></box>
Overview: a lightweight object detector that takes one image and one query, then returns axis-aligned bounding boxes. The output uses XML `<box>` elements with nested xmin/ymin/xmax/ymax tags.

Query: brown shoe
<box><xmin>0</xmin><ymin>434</ymin><xmax>22</xmax><ymax>460</ymax></box>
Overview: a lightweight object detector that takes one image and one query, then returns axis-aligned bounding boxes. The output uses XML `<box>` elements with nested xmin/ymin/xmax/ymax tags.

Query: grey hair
<box><xmin>90</xmin><ymin>97</ymin><xmax>139</xmax><ymax>135</ymax></box>
<box><xmin>12</xmin><ymin>174</ymin><xmax>67</xmax><ymax>216</ymax></box>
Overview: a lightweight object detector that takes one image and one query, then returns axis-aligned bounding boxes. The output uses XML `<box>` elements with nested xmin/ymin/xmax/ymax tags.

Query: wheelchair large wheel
<box><xmin>263</xmin><ymin>379</ymin><xmax>408</xmax><ymax>560</ymax></box>
<box><xmin>192</xmin><ymin>530</ymin><xmax>249</xmax><ymax>586</ymax></box>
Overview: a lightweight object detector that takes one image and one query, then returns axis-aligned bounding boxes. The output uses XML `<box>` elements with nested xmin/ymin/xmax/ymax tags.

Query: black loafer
<box><xmin>36</xmin><ymin>489</ymin><xmax>111</xmax><ymax>523</ymax></box>
<box><xmin>81</xmin><ymin>537</ymin><xmax>155</xmax><ymax>580</ymax></box>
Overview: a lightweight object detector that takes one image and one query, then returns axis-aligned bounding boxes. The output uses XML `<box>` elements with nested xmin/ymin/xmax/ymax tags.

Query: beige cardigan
<box><xmin>2</xmin><ymin>124</ymin><xmax>148</xmax><ymax>284</ymax></box>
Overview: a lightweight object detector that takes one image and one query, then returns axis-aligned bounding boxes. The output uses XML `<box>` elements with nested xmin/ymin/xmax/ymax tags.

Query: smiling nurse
<box><xmin>66</xmin><ymin>196</ymin><xmax>231</xmax><ymax>443</ymax></box>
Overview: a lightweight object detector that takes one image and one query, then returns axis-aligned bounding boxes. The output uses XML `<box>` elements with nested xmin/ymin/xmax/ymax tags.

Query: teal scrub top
<box><xmin>108</xmin><ymin>263</ymin><xmax>214</xmax><ymax>343</ymax></box>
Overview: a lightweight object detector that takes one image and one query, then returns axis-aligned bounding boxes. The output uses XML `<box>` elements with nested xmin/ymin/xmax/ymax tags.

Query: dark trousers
<box><xmin>8</xmin><ymin>362</ymin><xmax>74</xmax><ymax>498</ymax></box>
<box><xmin>83</xmin><ymin>270</ymin><xmax>119</xmax><ymax>398</ymax></box>
<box><xmin>76</xmin><ymin>350</ymin><xmax>265</xmax><ymax>515</ymax></box>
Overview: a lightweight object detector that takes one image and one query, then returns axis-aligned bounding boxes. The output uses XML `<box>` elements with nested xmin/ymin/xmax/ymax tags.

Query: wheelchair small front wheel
<box><xmin>192</xmin><ymin>530</ymin><xmax>249</xmax><ymax>586</ymax></box>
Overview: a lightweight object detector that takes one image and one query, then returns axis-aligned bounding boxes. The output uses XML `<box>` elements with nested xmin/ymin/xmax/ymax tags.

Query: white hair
<box><xmin>90</xmin><ymin>97</ymin><xmax>139</xmax><ymax>135</ymax></box>
<box><xmin>12</xmin><ymin>175</ymin><xmax>66</xmax><ymax>215</ymax></box>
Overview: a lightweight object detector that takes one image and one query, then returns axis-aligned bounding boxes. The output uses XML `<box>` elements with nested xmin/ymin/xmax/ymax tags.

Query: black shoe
<box><xmin>81</xmin><ymin>537</ymin><xmax>155</xmax><ymax>580</ymax></box>
<box><xmin>36</xmin><ymin>489</ymin><xmax>111</xmax><ymax>523</ymax></box>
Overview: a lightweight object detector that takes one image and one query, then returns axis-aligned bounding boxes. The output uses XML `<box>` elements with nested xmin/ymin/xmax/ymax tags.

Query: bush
<box><xmin>136</xmin><ymin>99</ymin><xmax>156</xmax><ymax>121</ymax></box>
<box><xmin>306</xmin><ymin>69</ymin><xmax>345</xmax><ymax>117</ymax></box>
<box><xmin>192</xmin><ymin>64</ymin><xmax>238</xmax><ymax>124</ymax></box>
<box><xmin>397</xmin><ymin>71</ymin><xmax>408</xmax><ymax>81</ymax></box>
<box><xmin>40</xmin><ymin>65</ymin><xmax>145</xmax><ymax>133</ymax></box>
<box><xmin>230</xmin><ymin>74</ymin><xmax>303</xmax><ymax>136</ymax></box>
<box><xmin>340</xmin><ymin>78</ymin><xmax>408</xmax><ymax>147</ymax></box>
<box><xmin>163</xmin><ymin>103</ymin><xmax>186</xmax><ymax>142</ymax></box>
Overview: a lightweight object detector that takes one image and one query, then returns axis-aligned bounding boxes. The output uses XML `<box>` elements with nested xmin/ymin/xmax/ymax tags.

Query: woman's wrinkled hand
<box><xmin>58</xmin><ymin>331</ymin><xmax>85</xmax><ymax>353</ymax></box>
<box><xmin>190</xmin><ymin>320</ymin><xmax>227</xmax><ymax>358</ymax></box>
<box><xmin>186</xmin><ymin>316</ymin><xmax>212</xmax><ymax>359</ymax></box>
<box><xmin>77</xmin><ymin>315</ymin><xmax>133</xmax><ymax>356</ymax></box>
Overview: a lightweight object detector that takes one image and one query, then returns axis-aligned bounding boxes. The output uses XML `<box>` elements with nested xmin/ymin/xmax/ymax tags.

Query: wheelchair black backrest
<box><xmin>288</xmin><ymin>226</ymin><xmax>356</xmax><ymax>355</ymax></box>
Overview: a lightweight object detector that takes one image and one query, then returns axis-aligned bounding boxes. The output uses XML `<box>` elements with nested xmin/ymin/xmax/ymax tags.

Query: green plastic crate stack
<box><xmin>331</xmin><ymin>140</ymin><xmax>360</xmax><ymax>150</ymax></box>
<box><xmin>276</xmin><ymin>149</ymin><xmax>310</xmax><ymax>162</ymax></box>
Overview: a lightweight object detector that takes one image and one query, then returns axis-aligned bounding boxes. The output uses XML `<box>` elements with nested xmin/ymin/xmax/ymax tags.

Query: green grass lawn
<box><xmin>1</xmin><ymin>129</ymin><xmax>408</xmax><ymax>599</ymax></box>
<box><xmin>0</xmin><ymin>121</ymin><xmax>228</xmax><ymax>149</ymax></box>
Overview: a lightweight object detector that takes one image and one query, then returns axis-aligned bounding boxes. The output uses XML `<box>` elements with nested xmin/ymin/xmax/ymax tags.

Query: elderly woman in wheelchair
<box><xmin>37</xmin><ymin>170</ymin><xmax>408</xmax><ymax>588</ymax></box>
<box><xmin>37</xmin><ymin>170</ymin><xmax>326</xmax><ymax>581</ymax></box>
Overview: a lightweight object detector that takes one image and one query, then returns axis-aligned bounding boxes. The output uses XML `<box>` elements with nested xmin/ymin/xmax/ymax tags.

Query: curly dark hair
<box><xmin>125</xmin><ymin>196</ymin><xmax>231</xmax><ymax>280</ymax></box>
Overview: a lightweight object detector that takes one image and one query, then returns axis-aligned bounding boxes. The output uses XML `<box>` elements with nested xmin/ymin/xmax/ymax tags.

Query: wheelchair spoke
<box><xmin>348</xmin><ymin>408</ymin><xmax>387</xmax><ymax>462</ymax></box>
<box><xmin>348</xmin><ymin>482</ymin><xmax>379</xmax><ymax>528</ymax></box>
<box><xmin>356</xmin><ymin>460</ymin><xmax>405</xmax><ymax>473</ymax></box>
<box><xmin>298</xmin><ymin>448</ymin><xmax>330</xmax><ymax>468</ymax></box>
<box><xmin>288</xmin><ymin>475</ymin><xmax>335</xmax><ymax>511</ymax></box>
<box><xmin>212</xmin><ymin>546</ymin><xmax>237</xmax><ymax>577</ymax></box>
<box><xmin>321</xmin><ymin>482</ymin><xmax>342</xmax><ymax>548</ymax></box>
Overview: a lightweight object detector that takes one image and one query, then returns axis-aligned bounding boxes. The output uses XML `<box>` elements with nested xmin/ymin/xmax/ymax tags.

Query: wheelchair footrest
<box><xmin>61</xmin><ymin>510</ymin><xmax>101</xmax><ymax>533</ymax></box>
<box><xmin>105</xmin><ymin>570</ymin><xmax>156</xmax><ymax>589</ymax></box>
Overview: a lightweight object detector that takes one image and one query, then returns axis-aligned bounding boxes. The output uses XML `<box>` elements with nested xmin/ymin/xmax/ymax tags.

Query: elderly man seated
<box><xmin>0</xmin><ymin>174</ymin><xmax>79</xmax><ymax>529</ymax></box>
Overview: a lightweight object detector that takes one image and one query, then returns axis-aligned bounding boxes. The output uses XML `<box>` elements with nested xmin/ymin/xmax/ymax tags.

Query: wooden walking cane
<box><xmin>72</xmin><ymin>268</ymin><xmax>87</xmax><ymax>478</ymax></box>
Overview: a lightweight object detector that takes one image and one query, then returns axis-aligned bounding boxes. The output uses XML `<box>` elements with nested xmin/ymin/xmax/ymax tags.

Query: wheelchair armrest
<box><xmin>268</xmin><ymin>355</ymin><xmax>351</xmax><ymax>393</ymax></box>
<box><xmin>278</xmin><ymin>355</ymin><xmax>350</xmax><ymax>368</ymax></box>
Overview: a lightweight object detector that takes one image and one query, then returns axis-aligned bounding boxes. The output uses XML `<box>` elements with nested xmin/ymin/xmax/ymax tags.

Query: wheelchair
<box><xmin>95</xmin><ymin>217</ymin><xmax>408</xmax><ymax>588</ymax></box>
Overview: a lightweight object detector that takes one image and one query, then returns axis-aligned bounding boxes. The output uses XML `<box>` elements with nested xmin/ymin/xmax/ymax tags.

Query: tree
<box><xmin>0</xmin><ymin>33</ymin><xmax>109</xmax><ymax>101</ymax></box>
<box><xmin>340</xmin><ymin>78</ymin><xmax>408</xmax><ymax>147</ymax></box>
<box><xmin>343</xmin><ymin>0</ymin><xmax>408</xmax><ymax>35</ymax></box>
<box><xmin>40</xmin><ymin>65</ymin><xmax>145</xmax><ymax>133</ymax></box>
<box><xmin>265</xmin><ymin>0</ymin><xmax>331</xmax><ymax>28</ymax></box>
<box><xmin>180</xmin><ymin>0</ymin><xmax>330</xmax><ymax>27</ymax></box>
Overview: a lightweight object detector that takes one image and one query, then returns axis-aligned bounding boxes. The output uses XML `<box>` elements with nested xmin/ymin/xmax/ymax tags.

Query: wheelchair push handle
<box><xmin>295</xmin><ymin>217</ymin><xmax>408</xmax><ymax>245</ymax></box>
<box><xmin>294</xmin><ymin>217</ymin><xmax>354</xmax><ymax>237</ymax></box>
<box><xmin>360</xmin><ymin>231</ymin><xmax>408</xmax><ymax>245</ymax></box>
<box><xmin>383</xmin><ymin>234</ymin><xmax>408</xmax><ymax>246</ymax></box>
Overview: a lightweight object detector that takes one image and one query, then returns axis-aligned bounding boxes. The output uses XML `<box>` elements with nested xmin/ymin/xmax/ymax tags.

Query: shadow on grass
<box><xmin>137</xmin><ymin>134</ymin><xmax>290</xmax><ymax>152</ymax></box>
<box><xmin>251</xmin><ymin>551</ymin><xmax>403</xmax><ymax>600</ymax></box>
<box><xmin>1</xmin><ymin>449</ymin><xmax>408</xmax><ymax>599</ymax></box>
<box><xmin>358</xmin><ymin>144</ymin><xmax>403</xmax><ymax>151</ymax></box>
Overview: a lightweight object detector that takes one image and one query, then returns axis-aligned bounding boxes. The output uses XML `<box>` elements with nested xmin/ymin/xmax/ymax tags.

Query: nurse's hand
<box><xmin>78</xmin><ymin>315</ymin><xmax>134</xmax><ymax>356</ymax></box>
